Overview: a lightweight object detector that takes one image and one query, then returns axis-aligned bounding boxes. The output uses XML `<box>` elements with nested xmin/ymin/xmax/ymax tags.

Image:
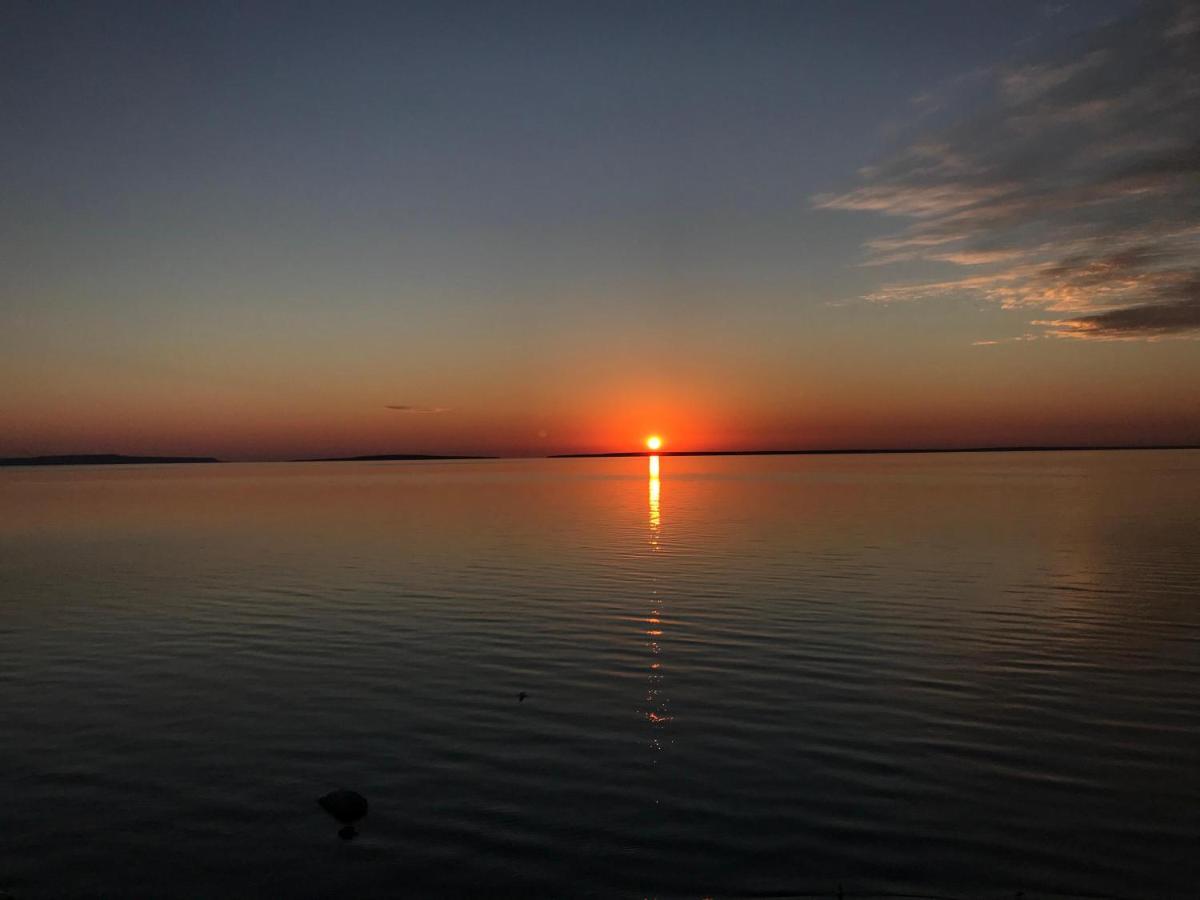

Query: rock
<box><xmin>317</xmin><ymin>788</ymin><xmax>368</xmax><ymax>825</ymax></box>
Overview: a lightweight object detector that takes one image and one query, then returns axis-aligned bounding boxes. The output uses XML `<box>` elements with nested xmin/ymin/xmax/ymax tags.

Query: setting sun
<box><xmin>646</xmin><ymin>435</ymin><xmax>663</xmax><ymax>451</ymax></box>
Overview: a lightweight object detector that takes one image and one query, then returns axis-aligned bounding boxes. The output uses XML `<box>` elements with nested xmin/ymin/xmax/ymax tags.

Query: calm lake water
<box><xmin>1</xmin><ymin>452</ymin><xmax>1198</xmax><ymax>898</ymax></box>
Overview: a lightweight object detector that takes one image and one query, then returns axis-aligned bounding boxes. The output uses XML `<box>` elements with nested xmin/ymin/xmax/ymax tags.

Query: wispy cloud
<box><xmin>817</xmin><ymin>0</ymin><xmax>1200</xmax><ymax>340</ymax></box>
<box><xmin>384</xmin><ymin>405</ymin><xmax>452</xmax><ymax>413</ymax></box>
<box><xmin>973</xmin><ymin>334</ymin><xmax>1040</xmax><ymax>346</ymax></box>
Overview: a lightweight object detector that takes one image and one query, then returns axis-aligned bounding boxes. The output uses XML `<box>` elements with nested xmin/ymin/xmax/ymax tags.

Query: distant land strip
<box><xmin>0</xmin><ymin>454</ymin><xmax>220</xmax><ymax>467</ymax></box>
<box><xmin>4</xmin><ymin>447</ymin><xmax>1197</xmax><ymax>467</ymax></box>
<box><xmin>550</xmin><ymin>445</ymin><xmax>1200</xmax><ymax>458</ymax></box>
<box><xmin>296</xmin><ymin>454</ymin><xmax>498</xmax><ymax>462</ymax></box>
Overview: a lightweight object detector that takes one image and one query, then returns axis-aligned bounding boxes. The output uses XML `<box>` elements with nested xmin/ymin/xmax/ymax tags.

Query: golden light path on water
<box><xmin>648</xmin><ymin>453</ymin><xmax>661</xmax><ymax>532</ymax></box>
<box><xmin>645</xmin><ymin>453</ymin><xmax>671</xmax><ymax>754</ymax></box>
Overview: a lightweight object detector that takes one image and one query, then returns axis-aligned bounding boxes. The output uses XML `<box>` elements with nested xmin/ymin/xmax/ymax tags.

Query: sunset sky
<box><xmin>3</xmin><ymin>0</ymin><xmax>1198</xmax><ymax>459</ymax></box>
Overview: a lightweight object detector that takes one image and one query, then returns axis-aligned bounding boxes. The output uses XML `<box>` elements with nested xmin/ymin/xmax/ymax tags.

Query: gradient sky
<box><xmin>3</xmin><ymin>0</ymin><xmax>1198</xmax><ymax>459</ymax></box>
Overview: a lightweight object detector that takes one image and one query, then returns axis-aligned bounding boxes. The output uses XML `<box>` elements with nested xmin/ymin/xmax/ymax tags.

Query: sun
<box><xmin>645</xmin><ymin>435</ymin><xmax>663</xmax><ymax>451</ymax></box>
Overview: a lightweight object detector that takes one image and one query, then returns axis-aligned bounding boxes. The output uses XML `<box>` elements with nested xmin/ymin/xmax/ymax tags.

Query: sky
<box><xmin>2</xmin><ymin>0</ymin><xmax>1198</xmax><ymax>459</ymax></box>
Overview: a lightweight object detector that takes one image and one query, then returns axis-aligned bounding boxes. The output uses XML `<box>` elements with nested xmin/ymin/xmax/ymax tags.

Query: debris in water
<box><xmin>317</xmin><ymin>788</ymin><xmax>368</xmax><ymax>840</ymax></box>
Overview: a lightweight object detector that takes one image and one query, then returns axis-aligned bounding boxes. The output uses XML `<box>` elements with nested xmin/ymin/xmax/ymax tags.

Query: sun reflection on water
<box><xmin>648</xmin><ymin>454</ymin><xmax>661</xmax><ymax>536</ymax></box>
<box><xmin>644</xmin><ymin>453</ymin><xmax>672</xmax><ymax>754</ymax></box>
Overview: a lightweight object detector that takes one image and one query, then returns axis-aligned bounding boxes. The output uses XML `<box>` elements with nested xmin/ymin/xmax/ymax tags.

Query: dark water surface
<box><xmin>1</xmin><ymin>452</ymin><xmax>1198</xmax><ymax>898</ymax></box>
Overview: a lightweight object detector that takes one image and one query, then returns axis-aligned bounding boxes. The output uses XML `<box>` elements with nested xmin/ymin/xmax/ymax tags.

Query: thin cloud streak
<box><xmin>818</xmin><ymin>0</ymin><xmax>1200</xmax><ymax>340</ymax></box>
<box><xmin>384</xmin><ymin>405</ymin><xmax>452</xmax><ymax>414</ymax></box>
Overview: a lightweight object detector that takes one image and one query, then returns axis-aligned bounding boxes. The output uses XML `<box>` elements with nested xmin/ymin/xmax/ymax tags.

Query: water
<box><xmin>1</xmin><ymin>452</ymin><xmax>1198</xmax><ymax>898</ymax></box>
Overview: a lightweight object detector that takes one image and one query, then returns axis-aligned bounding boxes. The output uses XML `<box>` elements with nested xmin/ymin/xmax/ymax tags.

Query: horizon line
<box><xmin>4</xmin><ymin>444</ymin><xmax>1200</xmax><ymax>467</ymax></box>
<box><xmin>549</xmin><ymin>444</ymin><xmax>1200</xmax><ymax>458</ymax></box>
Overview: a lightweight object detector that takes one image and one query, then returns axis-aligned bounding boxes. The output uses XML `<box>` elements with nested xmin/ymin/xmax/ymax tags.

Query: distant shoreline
<box><xmin>0</xmin><ymin>454</ymin><xmax>220</xmax><ymax>468</ymax></box>
<box><xmin>550</xmin><ymin>445</ymin><xmax>1200</xmax><ymax>458</ymax></box>
<box><xmin>295</xmin><ymin>454</ymin><xmax>499</xmax><ymax>462</ymax></box>
<box><xmin>3</xmin><ymin>446</ymin><xmax>1196</xmax><ymax>468</ymax></box>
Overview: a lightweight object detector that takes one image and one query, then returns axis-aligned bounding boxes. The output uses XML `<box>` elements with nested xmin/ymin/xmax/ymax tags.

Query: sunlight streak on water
<box><xmin>645</xmin><ymin>454</ymin><xmax>672</xmax><ymax>755</ymax></box>
<box><xmin>648</xmin><ymin>453</ymin><xmax>661</xmax><ymax>535</ymax></box>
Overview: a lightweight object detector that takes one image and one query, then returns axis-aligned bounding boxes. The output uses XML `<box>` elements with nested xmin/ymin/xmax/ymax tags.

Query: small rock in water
<box><xmin>518</xmin><ymin>691</ymin><xmax>528</xmax><ymax>702</ymax></box>
<box><xmin>318</xmin><ymin>788</ymin><xmax>368</xmax><ymax>840</ymax></box>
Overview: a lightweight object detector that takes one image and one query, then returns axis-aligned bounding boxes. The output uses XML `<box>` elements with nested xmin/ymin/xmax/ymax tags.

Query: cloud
<box><xmin>973</xmin><ymin>334</ymin><xmax>1040</xmax><ymax>346</ymax></box>
<box><xmin>999</xmin><ymin>49</ymin><xmax>1109</xmax><ymax>104</ymax></box>
<box><xmin>384</xmin><ymin>405</ymin><xmax>451</xmax><ymax>413</ymax></box>
<box><xmin>1036</xmin><ymin>276</ymin><xmax>1200</xmax><ymax>340</ymax></box>
<box><xmin>817</xmin><ymin>0</ymin><xmax>1200</xmax><ymax>340</ymax></box>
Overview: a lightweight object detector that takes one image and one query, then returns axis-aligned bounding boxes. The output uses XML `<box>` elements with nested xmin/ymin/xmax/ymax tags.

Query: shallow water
<box><xmin>1</xmin><ymin>452</ymin><xmax>1198</xmax><ymax>898</ymax></box>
